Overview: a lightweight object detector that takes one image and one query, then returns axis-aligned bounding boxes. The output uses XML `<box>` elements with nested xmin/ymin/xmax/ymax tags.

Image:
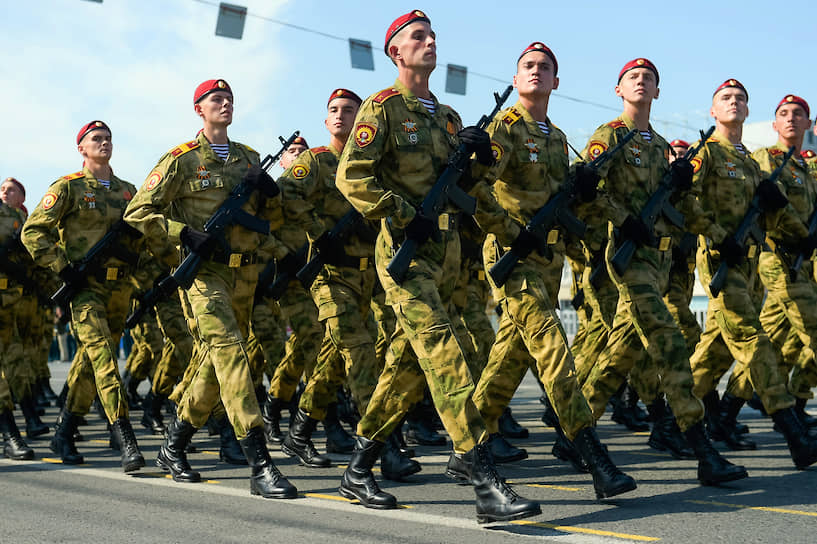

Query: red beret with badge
<box><xmin>76</xmin><ymin>120</ymin><xmax>111</xmax><ymax>145</ymax></box>
<box><xmin>713</xmin><ymin>79</ymin><xmax>748</xmax><ymax>100</ymax></box>
<box><xmin>669</xmin><ymin>139</ymin><xmax>690</xmax><ymax>149</ymax></box>
<box><xmin>518</xmin><ymin>42</ymin><xmax>558</xmax><ymax>76</ymax></box>
<box><xmin>618</xmin><ymin>58</ymin><xmax>659</xmax><ymax>85</ymax></box>
<box><xmin>776</xmin><ymin>94</ymin><xmax>810</xmax><ymax>118</ymax></box>
<box><xmin>327</xmin><ymin>88</ymin><xmax>362</xmax><ymax>107</ymax></box>
<box><xmin>194</xmin><ymin>79</ymin><xmax>233</xmax><ymax>104</ymax></box>
<box><xmin>384</xmin><ymin>9</ymin><xmax>430</xmax><ymax>55</ymax></box>
<box><xmin>290</xmin><ymin>136</ymin><xmax>309</xmax><ymax>148</ymax></box>
<box><xmin>3</xmin><ymin>177</ymin><xmax>25</xmax><ymax>197</ymax></box>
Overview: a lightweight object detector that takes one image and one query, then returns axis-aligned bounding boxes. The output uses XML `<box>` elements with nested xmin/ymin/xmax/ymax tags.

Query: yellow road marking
<box><xmin>506</xmin><ymin>480</ymin><xmax>581</xmax><ymax>492</ymax></box>
<box><xmin>687</xmin><ymin>499</ymin><xmax>817</xmax><ymax>517</ymax></box>
<box><xmin>201</xmin><ymin>450</ymin><xmax>219</xmax><ymax>456</ymax></box>
<box><xmin>41</xmin><ymin>458</ymin><xmax>89</xmax><ymax>466</ymax></box>
<box><xmin>511</xmin><ymin>520</ymin><xmax>660</xmax><ymax>541</ymax></box>
<box><xmin>304</xmin><ymin>493</ymin><xmax>412</xmax><ymax>508</ymax></box>
<box><xmin>90</xmin><ymin>439</ymin><xmax>108</xmax><ymax>444</ymax></box>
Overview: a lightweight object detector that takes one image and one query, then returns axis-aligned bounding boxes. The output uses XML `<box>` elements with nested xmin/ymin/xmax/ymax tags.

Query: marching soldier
<box><xmin>124</xmin><ymin>79</ymin><xmax>297</xmax><ymax>498</ymax></box>
<box><xmin>334</xmin><ymin>10</ymin><xmax>540</xmax><ymax>522</ymax></box>
<box><xmin>21</xmin><ymin>121</ymin><xmax>145</xmax><ymax>472</ymax></box>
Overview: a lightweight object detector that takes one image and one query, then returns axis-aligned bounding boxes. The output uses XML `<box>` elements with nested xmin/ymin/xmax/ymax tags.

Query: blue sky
<box><xmin>2</xmin><ymin>0</ymin><xmax>814</xmax><ymax>207</ymax></box>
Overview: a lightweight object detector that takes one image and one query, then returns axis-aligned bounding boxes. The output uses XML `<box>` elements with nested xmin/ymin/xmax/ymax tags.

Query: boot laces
<box><xmin>478</xmin><ymin>446</ymin><xmax>519</xmax><ymax>500</ymax></box>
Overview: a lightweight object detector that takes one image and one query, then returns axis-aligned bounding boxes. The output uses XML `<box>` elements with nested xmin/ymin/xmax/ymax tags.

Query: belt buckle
<box><xmin>106</xmin><ymin>267</ymin><xmax>119</xmax><ymax>281</ymax></box>
<box><xmin>229</xmin><ymin>253</ymin><xmax>242</xmax><ymax>268</ymax></box>
<box><xmin>477</xmin><ymin>270</ymin><xmax>485</xmax><ymax>281</ymax></box>
<box><xmin>747</xmin><ymin>245</ymin><xmax>757</xmax><ymax>259</ymax></box>
<box><xmin>358</xmin><ymin>257</ymin><xmax>368</xmax><ymax>271</ymax></box>
<box><xmin>547</xmin><ymin>229</ymin><xmax>559</xmax><ymax>245</ymax></box>
<box><xmin>0</xmin><ymin>278</ymin><xmax>7</xmax><ymax>290</ymax></box>
<box><xmin>438</xmin><ymin>213</ymin><xmax>453</xmax><ymax>231</ymax></box>
<box><xmin>658</xmin><ymin>237</ymin><xmax>672</xmax><ymax>252</ymax></box>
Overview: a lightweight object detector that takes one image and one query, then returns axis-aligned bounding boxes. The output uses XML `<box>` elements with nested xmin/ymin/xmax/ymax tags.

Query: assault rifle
<box><xmin>125</xmin><ymin>131</ymin><xmax>299</xmax><ymax>327</ymax></box>
<box><xmin>386</xmin><ymin>85</ymin><xmax>513</xmax><ymax>284</ymax></box>
<box><xmin>709</xmin><ymin>145</ymin><xmax>795</xmax><ymax>296</ymax></box>
<box><xmin>260</xmin><ymin>243</ymin><xmax>309</xmax><ymax>301</ymax></box>
<box><xmin>296</xmin><ymin>209</ymin><xmax>363</xmax><ymax>289</ymax></box>
<box><xmin>610</xmin><ymin>126</ymin><xmax>714</xmax><ymax>276</ymax></box>
<box><xmin>489</xmin><ymin>129</ymin><xmax>638</xmax><ymax>287</ymax></box>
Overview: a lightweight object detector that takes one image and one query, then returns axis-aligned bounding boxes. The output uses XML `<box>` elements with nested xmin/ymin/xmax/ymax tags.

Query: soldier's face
<box><xmin>710</xmin><ymin>88</ymin><xmax>748</xmax><ymax>125</ymax></box>
<box><xmin>77</xmin><ymin>129</ymin><xmax>112</xmax><ymax>162</ymax></box>
<box><xmin>0</xmin><ymin>181</ymin><xmax>24</xmax><ymax>209</ymax></box>
<box><xmin>669</xmin><ymin>146</ymin><xmax>688</xmax><ymax>163</ymax></box>
<box><xmin>326</xmin><ymin>98</ymin><xmax>360</xmax><ymax>141</ymax></box>
<box><xmin>280</xmin><ymin>144</ymin><xmax>308</xmax><ymax>169</ymax></box>
<box><xmin>195</xmin><ymin>91</ymin><xmax>234</xmax><ymax>127</ymax></box>
<box><xmin>773</xmin><ymin>104</ymin><xmax>811</xmax><ymax>140</ymax></box>
<box><xmin>392</xmin><ymin>22</ymin><xmax>436</xmax><ymax>72</ymax></box>
<box><xmin>615</xmin><ymin>68</ymin><xmax>659</xmax><ymax>104</ymax></box>
<box><xmin>514</xmin><ymin>52</ymin><xmax>559</xmax><ymax>97</ymax></box>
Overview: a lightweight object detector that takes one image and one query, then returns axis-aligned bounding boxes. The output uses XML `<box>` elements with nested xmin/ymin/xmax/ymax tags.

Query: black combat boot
<box><xmin>216</xmin><ymin>416</ymin><xmax>248</xmax><ymax>465</ymax></box>
<box><xmin>50</xmin><ymin>410</ymin><xmax>83</xmax><ymax>465</ymax></box>
<box><xmin>746</xmin><ymin>392</ymin><xmax>767</xmax><ymax>415</ymax></box>
<box><xmin>405</xmin><ymin>402</ymin><xmax>446</xmax><ymax>446</ymax></box>
<box><xmin>282</xmin><ymin>408</ymin><xmax>331</xmax><ymax>467</ymax></box>
<box><xmin>121</xmin><ymin>370</ymin><xmax>142</xmax><ymax>410</ymax></box>
<box><xmin>56</xmin><ymin>382</ymin><xmax>68</xmax><ymax>409</ymax></box>
<box><xmin>394</xmin><ymin>422</ymin><xmax>415</xmax><ymax>458</ymax></box>
<box><xmin>339</xmin><ymin>436</ymin><xmax>397</xmax><ymax>509</ymax></box>
<box><xmin>794</xmin><ymin>398</ymin><xmax>817</xmax><ymax>428</ymax></box>
<box><xmin>647</xmin><ymin>398</ymin><xmax>695</xmax><ymax>459</ymax></box>
<box><xmin>572</xmin><ymin>427</ymin><xmax>637</xmax><ymax>499</ymax></box>
<box><xmin>34</xmin><ymin>380</ymin><xmax>51</xmax><ymax>409</ymax></box>
<box><xmin>111</xmin><ymin>418</ymin><xmax>145</xmax><ymax>472</ymax></box>
<box><xmin>683</xmin><ymin>421</ymin><xmax>748</xmax><ymax>485</ymax></box>
<box><xmin>1</xmin><ymin>410</ymin><xmax>35</xmax><ymax>460</ymax></box>
<box><xmin>719</xmin><ymin>392</ymin><xmax>750</xmax><ymax>435</ymax></box>
<box><xmin>336</xmin><ymin>388</ymin><xmax>360</xmax><ymax>429</ymax></box>
<box><xmin>261</xmin><ymin>393</ymin><xmax>284</xmax><ymax>444</ymax></box>
<box><xmin>40</xmin><ymin>378</ymin><xmax>58</xmax><ymax>403</ymax></box>
<box><xmin>610</xmin><ymin>384</ymin><xmax>650</xmax><ymax>431</ymax></box>
<box><xmin>498</xmin><ymin>407</ymin><xmax>530</xmax><ymax>439</ymax></box>
<box><xmin>157</xmin><ymin>417</ymin><xmax>201</xmax><ymax>482</ymax></box>
<box><xmin>444</xmin><ymin>450</ymin><xmax>471</xmax><ymax>484</ymax></box>
<box><xmin>486</xmin><ymin>432</ymin><xmax>527</xmax><ymax>463</ymax></box>
<box><xmin>19</xmin><ymin>395</ymin><xmax>49</xmax><ymax>438</ymax></box>
<box><xmin>706</xmin><ymin>391</ymin><xmax>755</xmax><ymax>450</ymax></box>
<box><xmin>239</xmin><ymin>426</ymin><xmax>298</xmax><ymax>498</ymax></box>
<box><xmin>771</xmin><ymin>406</ymin><xmax>817</xmax><ymax>469</ymax></box>
<box><xmin>140</xmin><ymin>391</ymin><xmax>167</xmax><ymax>436</ymax></box>
<box><xmin>541</xmin><ymin>395</ymin><xmax>590</xmax><ymax>472</ymax></box>
<box><xmin>469</xmin><ymin>442</ymin><xmax>541</xmax><ymax>523</ymax></box>
<box><xmin>323</xmin><ymin>403</ymin><xmax>355</xmax><ymax>454</ymax></box>
<box><xmin>380</xmin><ymin>429</ymin><xmax>421</xmax><ymax>481</ymax></box>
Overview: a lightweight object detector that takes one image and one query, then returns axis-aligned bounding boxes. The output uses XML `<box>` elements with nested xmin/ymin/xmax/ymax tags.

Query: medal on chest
<box><xmin>629</xmin><ymin>144</ymin><xmax>641</xmax><ymax>166</ymax></box>
<box><xmin>725</xmin><ymin>162</ymin><xmax>737</xmax><ymax>178</ymax></box>
<box><xmin>197</xmin><ymin>165</ymin><xmax>211</xmax><ymax>187</ymax></box>
<box><xmin>402</xmin><ymin>119</ymin><xmax>419</xmax><ymax>144</ymax></box>
<box><xmin>525</xmin><ymin>139</ymin><xmax>540</xmax><ymax>163</ymax></box>
<box><xmin>83</xmin><ymin>192</ymin><xmax>96</xmax><ymax>209</ymax></box>
<box><xmin>790</xmin><ymin>165</ymin><xmax>803</xmax><ymax>185</ymax></box>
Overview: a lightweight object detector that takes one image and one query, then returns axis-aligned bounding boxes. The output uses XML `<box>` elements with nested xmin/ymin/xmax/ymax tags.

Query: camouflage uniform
<box><xmin>664</xmin><ymin>235</ymin><xmax>701</xmax><ymax>356</ymax></box>
<box><xmin>152</xmin><ymin>289</ymin><xmax>193</xmax><ymax>397</ymax></box>
<box><xmin>687</xmin><ymin>133</ymin><xmax>803</xmax><ymax>414</ymax></box>
<box><xmin>336</xmin><ymin>80</ymin><xmax>493</xmax><ymax>452</ymax></box>
<box><xmin>248</xmin><ymin>297</ymin><xmax>286</xmax><ymax>385</ymax></box>
<box><xmin>470</xmin><ymin>102</ymin><xmax>594</xmax><ymax>440</ymax></box>
<box><xmin>22</xmin><ymin>167</ymin><xmax>140</xmax><ymax>423</ymax></box>
<box><xmin>0</xmin><ymin>203</ymin><xmax>27</xmax><ymax>406</ymax></box>
<box><xmin>124</xmin><ymin>132</ymin><xmax>285</xmax><ymax>439</ymax></box>
<box><xmin>579</xmin><ymin>114</ymin><xmax>705</xmax><ymax>431</ymax></box>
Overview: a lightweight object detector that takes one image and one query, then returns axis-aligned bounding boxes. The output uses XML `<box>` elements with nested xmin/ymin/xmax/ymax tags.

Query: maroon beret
<box><xmin>713</xmin><ymin>78</ymin><xmax>748</xmax><ymax>101</ymax></box>
<box><xmin>76</xmin><ymin>120</ymin><xmax>110</xmax><ymax>145</ymax></box>
<box><xmin>518</xmin><ymin>42</ymin><xmax>558</xmax><ymax>76</ymax></box>
<box><xmin>384</xmin><ymin>9</ymin><xmax>430</xmax><ymax>56</ymax></box>
<box><xmin>669</xmin><ymin>139</ymin><xmax>690</xmax><ymax>149</ymax></box>
<box><xmin>618</xmin><ymin>58</ymin><xmax>659</xmax><ymax>85</ymax></box>
<box><xmin>194</xmin><ymin>79</ymin><xmax>232</xmax><ymax>104</ymax></box>
<box><xmin>327</xmin><ymin>88</ymin><xmax>362</xmax><ymax>107</ymax></box>
<box><xmin>3</xmin><ymin>177</ymin><xmax>25</xmax><ymax>197</ymax></box>
<box><xmin>776</xmin><ymin>94</ymin><xmax>810</xmax><ymax>118</ymax></box>
<box><xmin>290</xmin><ymin>136</ymin><xmax>308</xmax><ymax>148</ymax></box>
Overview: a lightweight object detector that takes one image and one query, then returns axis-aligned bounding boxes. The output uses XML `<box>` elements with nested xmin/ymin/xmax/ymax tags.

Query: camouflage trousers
<box><xmin>573</xmin><ymin>264</ymin><xmax>620</xmax><ymax>387</ymax></box>
<box><xmin>18</xmin><ymin>294</ymin><xmax>52</xmax><ymax>383</ymax></box>
<box><xmin>300</xmin><ymin>262</ymin><xmax>379</xmax><ymax>421</ymax></box>
<box><xmin>125</xmin><ymin>300</ymin><xmax>163</xmax><ymax>382</ymax></box>
<box><xmin>2</xmin><ymin>291</ymin><xmax>33</xmax><ymax>401</ymax></box>
<box><xmin>152</xmin><ymin>292</ymin><xmax>193</xmax><ymax>397</ymax></box>
<box><xmin>690</xmin><ymin>245</ymin><xmax>793</xmax><ymax>414</ymax></box>
<box><xmin>0</xmin><ymin>372</ymin><xmax>12</xmax><ymax>413</ymax></box>
<box><xmin>582</xmin><ymin>238</ymin><xmax>704</xmax><ymax>431</ymax></box>
<box><xmin>266</xmin><ymin>283</ymin><xmax>321</xmax><ymax>402</ymax></box>
<box><xmin>473</xmin><ymin>236</ymin><xmax>593</xmax><ymax>440</ymax></box>
<box><xmin>0</xmin><ymin>286</ymin><xmax>24</xmax><ymax>412</ymax></box>
<box><xmin>66</xmin><ymin>278</ymin><xmax>131</xmax><ymax>424</ymax></box>
<box><xmin>35</xmin><ymin>307</ymin><xmax>54</xmax><ymax>381</ymax></box>
<box><xmin>452</xmin><ymin>275</ymin><xmax>494</xmax><ymax>382</ymax></box>
<box><xmin>175</xmin><ymin>262</ymin><xmax>263</xmax><ymax>440</ymax></box>
<box><xmin>370</xmin><ymin>286</ymin><xmax>394</xmax><ymax>373</ymax></box>
<box><xmin>357</xmin><ymin>228</ymin><xmax>486</xmax><ymax>454</ymax></box>
<box><xmin>777</xmin><ymin>329</ymin><xmax>817</xmax><ymax>398</ymax></box>
<box><xmin>248</xmin><ymin>297</ymin><xmax>286</xmax><ymax>387</ymax></box>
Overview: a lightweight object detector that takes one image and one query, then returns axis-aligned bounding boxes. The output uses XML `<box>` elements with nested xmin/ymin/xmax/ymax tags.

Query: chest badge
<box><xmin>790</xmin><ymin>165</ymin><xmax>803</xmax><ymax>185</ymax></box>
<box><xmin>525</xmin><ymin>139</ymin><xmax>540</xmax><ymax>163</ymax></box>
<box><xmin>84</xmin><ymin>192</ymin><xmax>96</xmax><ymax>209</ymax></box>
<box><xmin>726</xmin><ymin>162</ymin><xmax>737</xmax><ymax>178</ymax></box>
<box><xmin>629</xmin><ymin>144</ymin><xmax>641</xmax><ymax>166</ymax></box>
<box><xmin>402</xmin><ymin>119</ymin><xmax>419</xmax><ymax>144</ymax></box>
<box><xmin>197</xmin><ymin>165</ymin><xmax>211</xmax><ymax>187</ymax></box>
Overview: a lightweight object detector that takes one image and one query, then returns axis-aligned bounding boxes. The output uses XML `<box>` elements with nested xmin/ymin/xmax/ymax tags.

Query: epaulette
<box><xmin>502</xmin><ymin>108</ymin><xmax>522</xmax><ymax>126</ymax></box>
<box><xmin>769</xmin><ymin>148</ymin><xmax>784</xmax><ymax>157</ymax></box>
<box><xmin>311</xmin><ymin>146</ymin><xmax>331</xmax><ymax>154</ymax></box>
<box><xmin>607</xmin><ymin>120</ymin><xmax>627</xmax><ymax>129</ymax></box>
<box><xmin>170</xmin><ymin>140</ymin><xmax>201</xmax><ymax>158</ymax></box>
<box><xmin>802</xmin><ymin>149</ymin><xmax>816</xmax><ymax>159</ymax></box>
<box><xmin>62</xmin><ymin>171</ymin><xmax>85</xmax><ymax>181</ymax></box>
<box><xmin>373</xmin><ymin>88</ymin><xmax>400</xmax><ymax>104</ymax></box>
<box><xmin>240</xmin><ymin>143</ymin><xmax>257</xmax><ymax>155</ymax></box>
<box><xmin>706</xmin><ymin>137</ymin><xmax>719</xmax><ymax>143</ymax></box>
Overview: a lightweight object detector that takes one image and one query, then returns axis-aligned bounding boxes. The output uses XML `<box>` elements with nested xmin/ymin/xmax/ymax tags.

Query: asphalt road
<box><xmin>2</xmin><ymin>362</ymin><xmax>816</xmax><ymax>544</ymax></box>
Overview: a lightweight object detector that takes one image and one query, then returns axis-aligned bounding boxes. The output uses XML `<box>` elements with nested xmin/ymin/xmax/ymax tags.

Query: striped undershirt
<box><xmin>98</xmin><ymin>179</ymin><xmax>110</xmax><ymax>189</ymax></box>
<box><xmin>536</xmin><ymin>121</ymin><xmax>550</xmax><ymax>135</ymax></box>
<box><xmin>417</xmin><ymin>96</ymin><xmax>436</xmax><ymax>115</ymax></box>
<box><xmin>639</xmin><ymin>130</ymin><xmax>652</xmax><ymax>142</ymax></box>
<box><xmin>211</xmin><ymin>143</ymin><xmax>229</xmax><ymax>161</ymax></box>
<box><xmin>734</xmin><ymin>143</ymin><xmax>746</xmax><ymax>155</ymax></box>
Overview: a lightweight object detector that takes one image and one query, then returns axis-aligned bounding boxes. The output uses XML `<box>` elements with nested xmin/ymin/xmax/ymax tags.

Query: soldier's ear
<box><xmin>614</xmin><ymin>84</ymin><xmax>623</xmax><ymax>99</ymax></box>
<box><xmin>512</xmin><ymin>74</ymin><xmax>518</xmax><ymax>89</ymax></box>
<box><xmin>654</xmin><ymin>88</ymin><xmax>660</xmax><ymax>100</ymax></box>
<box><xmin>193</xmin><ymin>103</ymin><xmax>204</xmax><ymax>118</ymax></box>
<box><xmin>552</xmin><ymin>76</ymin><xmax>559</xmax><ymax>91</ymax></box>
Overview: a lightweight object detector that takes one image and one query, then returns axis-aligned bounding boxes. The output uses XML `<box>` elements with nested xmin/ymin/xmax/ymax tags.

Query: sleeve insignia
<box><xmin>171</xmin><ymin>140</ymin><xmax>201</xmax><ymax>158</ymax></box>
<box><xmin>292</xmin><ymin>164</ymin><xmax>310</xmax><ymax>180</ymax></box>
<box><xmin>63</xmin><ymin>171</ymin><xmax>85</xmax><ymax>181</ymax></box>
<box><xmin>607</xmin><ymin>120</ymin><xmax>627</xmax><ymax>129</ymax></box>
<box><xmin>490</xmin><ymin>141</ymin><xmax>504</xmax><ymax>162</ymax></box>
<box><xmin>587</xmin><ymin>141</ymin><xmax>608</xmax><ymax>160</ymax></box>
<box><xmin>312</xmin><ymin>146</ymin><xmax>331</xmax><ymax>154</ymax></box>
<box><xmin>373</xmin><ymin>88</ymin><xmax>400</xmax><ymax>104</ymax></box>
<box><xmin>706</xmin><ymin>137</ymin><xmax>719</xmax><ymax>143</ymax></box>
<box><xmin>41</xmin><ymin>192</ymin><xmax>59</xmax><ymax>210</ymax></box>
<box><xmin>123</xmin><ymin>190</ymin><xmax>132</xmax><ymax>201</ymax></box>
<box><xmin>354</xmin><ymin>123</ymin><xmax>377</xmax><ymax>148</ymax></box>
<box><xmin>769</xmin><ymin>148</ymin><xmax>784</xmax><ymax>157</ymax></box>
<box><xmin>802</xmin><ymin>149</ymin><xmax>816</xmax><ymax>159</ymax></box>
<box><xmin>691</xmin><ymin>157</ymin><xmax>703</xmax><ymax>173</ymax></box>
<box><xmin>502</xmin><ymin>108</ymin><xmax>522</xmax><ymax>126</ymax></box>
<box><xmin>145</xmin><ymin>171</ymin><xmax>163</xmax><ymax>191</ymax></box>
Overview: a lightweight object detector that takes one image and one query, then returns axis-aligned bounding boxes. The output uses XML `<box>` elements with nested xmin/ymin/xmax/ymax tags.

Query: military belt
<box><xmin>647</xmin><ymin>235</ymin><xmax>674</xmax><ymax>252</ymax></box>
<box><xmin>437</xmin><ymin>212</ymin><xmax>461</xmax><ymax>232</ymax></box>
<box><xmin>766</xmin><ymin>236</ymin><xmax>804</xmax><ymax>259</ymax></box>
<box><xmin>210</xmin><ymin>251</ymin><xmax>259</xmax><ymax>268</ymax></box>
<box><xmin>336</xmin><ymin>255</ymin><xmax>370</xmax><ymax>271</ymax></box>
<box><xmin>93</xmin><ymin>266</ymin><xmax>130</xmax><ymax>282</ymax></box>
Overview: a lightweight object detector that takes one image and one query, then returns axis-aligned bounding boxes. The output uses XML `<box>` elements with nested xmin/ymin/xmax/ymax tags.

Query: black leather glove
<box><xmin>180</xmin><ymin>226</ymin><xmax>219</xmax><ymax>258</ymax></box>
<box><xmin>58</xmin><ymin>263</ymin><xmax>83</xmax><ymax>284</ymax></box>
<box><xmin>715</xmin><ymin>236</ymin><xmax>745</xmax><ymax>267</ymax></box>
<box><xmin>756</xmin><ymin>179</ymin><xmax>789</xmax><ymax>212</ymax></box>
<box><xmin>245</xmin><ymin>164</ymin><xmax>280</xmax><ymax>198</ymax></box>
<box><xmin>573</xmin><ymin>164</ymin><xmax>600</xmax><ymax>202</ymax></box>
<box><xmin>619</xmin><ymin>216</ymin><xmax>653</xmax><ymax>246</ymax></box>
<box><xmin>669</xmin><ymin>158</ymin><xmax>694</xmax><ymax>192</ymax></box>
<box><xmin>457</xmin><ymin>126</ymin><xmax>494</xmax><ymax>166</ymax></box>
<box><xmin>314</xmin><ymin>232</ymin><xmax>345</xmax><ymax>266</ymax></box>
<box><xmin>404</xmin><ymin>211</ymin><xmax>438</xmax><ymax>244</ymax></box>
<box><xmin>277</xmin><ymin>252</ymin><xmax>300</xmax><ymax>276</ymax></box>
<box><xmin>510</xmin><ymin>227</ymin><xmax>540</xmax><ymax>259</ymax></box>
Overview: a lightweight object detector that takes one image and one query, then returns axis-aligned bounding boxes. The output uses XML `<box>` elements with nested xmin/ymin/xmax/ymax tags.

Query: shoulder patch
<box><xmin>706</xmin><ymin>137</ymin><xmax>719</xmax><ymax>143</ymax></box>
<box><xmin>769</xmin><ymin>148</ymin><xmax>784</xmax><ymax>157</ymax></box>
<box><xmin>292</xmin><ymin>164</ymin><xmax>310</xmax><ymax>180</ymax></box>
<box><xmin>170</xmin><ymin>140</ymin><xmax>201</xmax><ymax>158</ymax></box>
<box><xmin>607</xmin><ymin>120</ymin><xmax>627</xmax><ymax>129</ymax></box>
<box><xmin>802</xmin><ymin>149</ymin><xmax>816</xmax><ymax>159</ymax></box>
<box><xmin>311</xmin><ymin>146</ymin><xmax>331</xmax><ymax>154</ymax></box>
<box><xmin>587</xmin><ymin>141</ymin><xmax>608</xmax><ymax>160</ymax></box>
<box><xmin>491</xmin><ymin>141</ymin><xmax>504</xmax><ymax>162</ymax></box>
<box><xmin>145</xmin><ymin>171</ymin><xmax>163</xmax><ymax>191</ymax></box>
<box><xmin>373</xmin><ymin>88</ymin><xmax>400</xmax><ymax>104</ymax></box>
<box><xmin>502</xmin><ymin>108</ymin><xmax>522</xmax><ymax>126</ymax></box>
<box><xmin>691</xmin><ymin>157</ymin><xmax>703</xmax><ymax>174</ymax></box>
<box><xmin>62</xmin><ymin>171</ymin><xmax>85</xmax><ymax>181</ymax></box>
<box><xmin>354</xmin><ymin>123</ymin><xmax>377</xmax><ymax>148</ymax></box>
<box><xmin>41</xmin><ymin>192</ymin><xmax>59</xmax><ymax>210</ymax></box>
